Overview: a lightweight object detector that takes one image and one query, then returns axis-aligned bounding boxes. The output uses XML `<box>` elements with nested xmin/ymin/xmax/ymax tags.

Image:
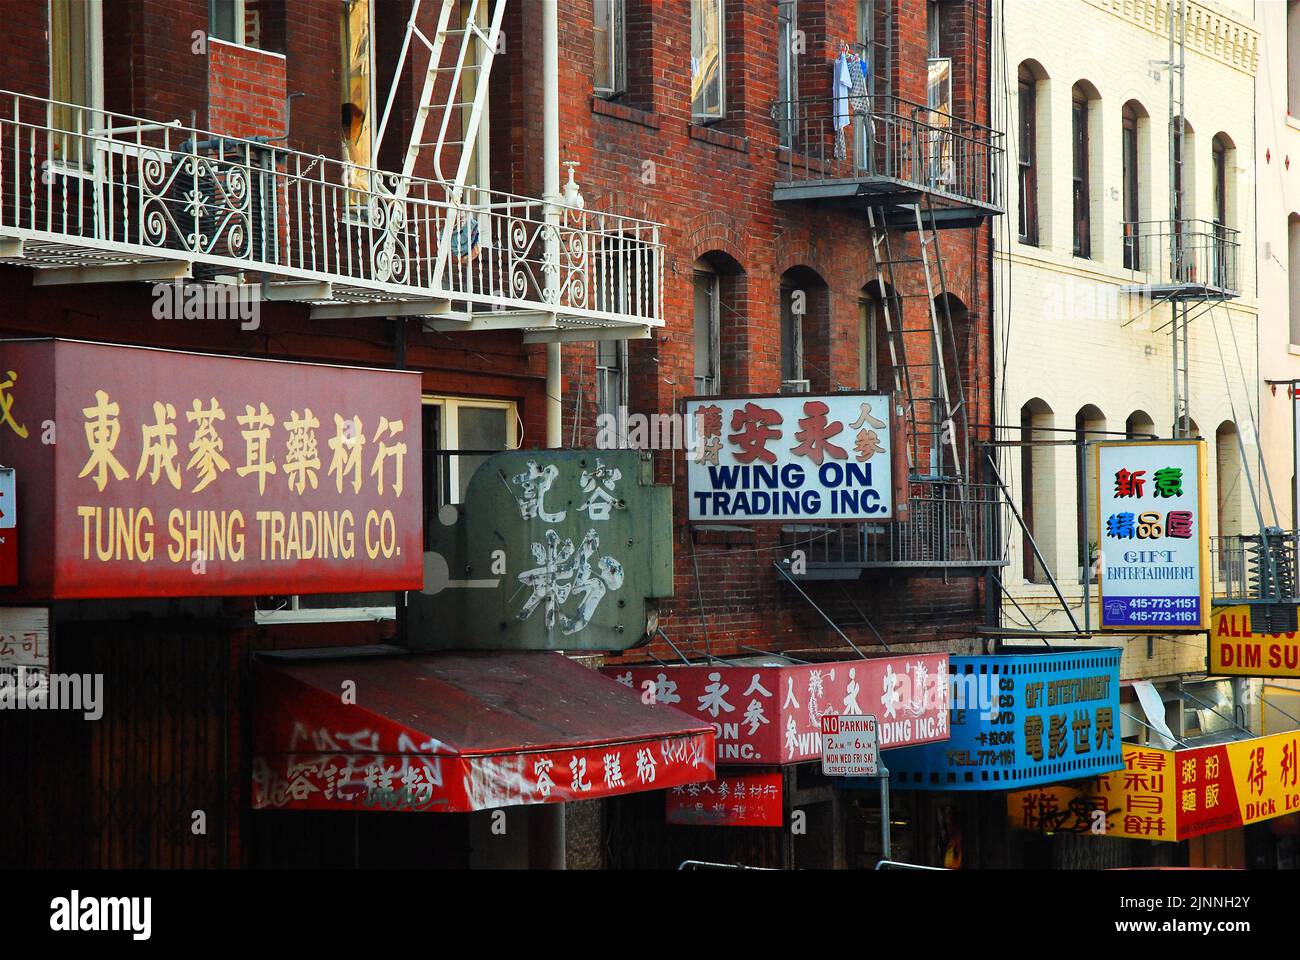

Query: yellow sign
<box><xmin>1210</xmin><ymin>605</ymin><xmax>1300</xmax><ymax>678</ymax></box>
<box><xmin>1009</xmin><ymin>732</ymin><xmax>1300</xmax><ymax>842</ymax></box>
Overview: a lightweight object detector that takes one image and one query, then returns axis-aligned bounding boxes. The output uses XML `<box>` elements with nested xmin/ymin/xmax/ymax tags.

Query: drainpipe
<box><xmin>534</xmin><ymin>0</ymin><xmax>567</xmax><ymax>870</ymax></box>
<box><xmin>543</xmin><ymin>0</ymin><xmax>563</xmax><ymax>450</ymax></box>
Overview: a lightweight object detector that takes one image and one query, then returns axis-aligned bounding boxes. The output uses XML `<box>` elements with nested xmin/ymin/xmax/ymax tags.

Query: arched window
<box><xmin>858</xmin><ymin>281</ymin><xmax>894</xmax><ymax>392</ymax></box>
<box><xmin>1211</xmin><ymin>133</ymin><xmax>1236</xmax><ymax>289</ymax></box>
<box><xmin>1071</xmin><ymin>81</ymin><xmax>1101</xmax><ymax>258</ymax></box>
<box><xmin>1122</xmin><ymin>101</ymin><xmax>1150</xmax><ymax>270</ymax></box>
<box><xmin>1216</xmin><ymin>421</ymin><xmax>1244</xmax><ymax>540</ymax></box>
<box><xmin>1125</xmin><ymin>410</ymin><xmax>1156</xmax><ymax>439</ymax></box>
<box><xmin>1076</xmin><ymin>404</ymin><xmax>1106</xmax><ymax>578</ymax></box>
<box><xmin>779</xmin><ymin>266</ymin><xmax>829</xmax><ymax>391</ymax></box>
<box><xmin>693</xmin><ymin>251</ymin><xmax>743</xmax><ymax>394</ymax></box>
<box><xmin>1020</xmin><ymin>398</ymin><xmax>1057</xmax><ymax>583</ymax></box>
<box><xmin>1016</xmin><ymin>61</ymin><xmax>1049</xmax><ymax>245</ymax></box>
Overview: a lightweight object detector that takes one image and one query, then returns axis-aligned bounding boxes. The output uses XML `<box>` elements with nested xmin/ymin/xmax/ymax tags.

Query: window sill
<box><xmin>591</xmin><ymin>97</ymin><xmax>660</xmax><ymax>129</ymax></box>
<box><xmin>1287</xmin><ymin>114</ymin><xmax>1300</xmax><ymax>133</ymax></box>
<box><xmin>689</xmin><ymin>123</ymin><xmax>748</xmax><ymax>153</ymax></box>
<box><xmin>254</xmin><ymin>606</ymin><xmax>396</xmax><ymax>625</ymax></box>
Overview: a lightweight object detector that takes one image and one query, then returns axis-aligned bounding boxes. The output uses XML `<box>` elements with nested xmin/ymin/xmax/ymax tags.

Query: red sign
<box><xmin>666</xmin><ymin>771</ymin><xmax>783</xmax><ymax>827</ymax></box>
<box><xmin>0</xmin><ymin>340</ymin><xmax>422</xmax><ymax>598</ymax></box>
<box><xmin>252</xmin><ymin>656</ymin><xmax>715</xmax><ymax>813</ymax></box>
<box><xmin>605</xmin><ymin>655</ymin><xmax>949</xmax><ymax>764</ymax></box>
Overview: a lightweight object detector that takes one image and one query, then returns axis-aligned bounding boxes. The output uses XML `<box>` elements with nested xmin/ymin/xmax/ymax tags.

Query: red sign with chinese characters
<box><xmin>0</xmin><ymin>340</ymin><xmax>422</xmax><ymax>598</ymax></box>
<box><xmin>605</xmin><ymin>655</ymin><xmax>949</xmax><ymax>764</ymax></box>
<box><xmin>666</xmin><ymin>771</ymin><xmax>783</xmax><ymax>827</ymax></box>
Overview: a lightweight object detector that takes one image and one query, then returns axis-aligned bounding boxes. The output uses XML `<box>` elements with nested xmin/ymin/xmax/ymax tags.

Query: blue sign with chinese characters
<box><xmin>880</xmin><ymin>650</ymin><xmax>1123</xmax><ymax>791</ymax></box>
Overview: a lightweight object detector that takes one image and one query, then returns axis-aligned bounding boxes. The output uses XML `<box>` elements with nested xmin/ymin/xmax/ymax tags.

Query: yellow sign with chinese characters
<box><xmin>1009</xmin><ymin>731</ymin><xmax>1300</xmax><ymax>842</ymax></box>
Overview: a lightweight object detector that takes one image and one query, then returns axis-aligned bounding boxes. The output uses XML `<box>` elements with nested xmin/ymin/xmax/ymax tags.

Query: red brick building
<box><xmin>0</xmin><ymin>0</ymin><xmax>1003</xmax><ymax>870</ymax></box>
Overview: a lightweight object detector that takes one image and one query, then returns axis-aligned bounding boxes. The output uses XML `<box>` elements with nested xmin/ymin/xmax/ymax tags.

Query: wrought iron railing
<box><xmin>780</xmin><ymin>479</ymin><xmax>1008</xmax><ymax>568</ymax></box>
<box><xmin>0</xmin><ymin>90</ymin><xmax>663</xmax><ymax>325</ymax></box>
<box><xmin>772</xmin><ymin>93</ymin><xmax>1004</xmax><ymax>211</ymax></box>
<box><xmin>1122</xmin><ymin>219</ymin><xmax>1239</xmax><ymax>296</ymax></box>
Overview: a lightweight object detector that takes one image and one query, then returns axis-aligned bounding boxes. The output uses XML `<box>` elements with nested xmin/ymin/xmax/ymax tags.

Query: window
<box><xmin>693</xmin><ymin>267</ymin><xmax>721</xmax><ymax>394</ymax></box>
<box><xmin>1212</xmin><ymin>135</ymin><xmax>1230</xmax><ymax>288</ymax></box>
<box><xmin>1019</xmin><ymin>399</ymin><xmax>1057</xmax><ymax>584</ymax></box>
<box><xmin>594</xmin><ymin>0</ymin><xmax>626</xmax><ymax>98</ymax></box>
<box><xmin>1289</xmin><ymin>214</ymin><xmax>1300</xmax><ymax>344</ymax></box>
<box><xmin>340</xmin><ymin>0</ymin><xmax>374</xmax><ymax>192</ymax></box>
<box><xmin>1122</xmin><ymin>103</ymin><xmax>1141</xmax><ymax>269</ymax></box>
<box><xmin>422</xmin><ymin>397</ymin><xmax>518</xmax><ymax>546</ymax></box>
<box><xmin>50</xmin><ymin>0</ymin><xmax>103</xmax><ymax>168</ymax></box>
<box><xmin>1071</xmin><ymin>89</ymin><xmax>1090</xmax><ymax>258</ymax></box>
<box><xmin>780</xmin><ymin>284</ymin><xmax>804</xmax><ymax>384</ymax></box>
<box><xmin>777</xmin><ymin>0</ymin><xmax>798</xmax><ymax>148</ymax></box>
<box><xmin>691</xmin><ymin>0</ymin><xmax>725</xmax><ymax>121</ymax></box>
<box><xmin>596</xmin><ymin>340</ymin><xmax>629</xmax><ymax>426</ymax></box>
<box><xmin>209</xmin><ymin>0</ymin><xmax>245</xmax><ymax>44</ymax></box>
<box><xmin>1290</xmin><ymin>1</ymin><xmax>1300</xmax><ymax>116</ymax></box>
<box><xmin>1017</xmin><ymin>67</ymin><xmax>1038</xmax><ymax>245</ymax></box>
<box><xmin>858</xmin><ymin>296</ymin><xmax>878</xmax><ymax>390</ymax></box>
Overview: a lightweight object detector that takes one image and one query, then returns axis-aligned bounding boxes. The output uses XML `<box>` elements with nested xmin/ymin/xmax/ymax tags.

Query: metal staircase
<box><xmin>375</xmin><ymin>0</ymin><xmax>504</xmax><ymax>193</ymax></box>
<box><xmin>867</xmin><ymin>197</ymin><xmax>969</xmax><ymax>479</ymax></box>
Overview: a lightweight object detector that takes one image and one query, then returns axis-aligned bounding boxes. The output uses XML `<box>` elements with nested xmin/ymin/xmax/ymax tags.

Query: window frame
<box><xmin>690</xmin><ymin>0</ymin><xmax>726</xmax><ymax>123</ymax></box>
<box><xmin>422</xmin><ymin>395</ymin><xmax>520</xmax><ymax>513</ymax></box>
<box><xmin>593</xmin><ymin>0</ymin><xmax>627</xmax><ymax>98</ymax></box>
<box><xmin>340</xmin><ymin>0</ymin><xmax>377</xmax><ymax>199</ymax></box>
<box><xmin>780</xmin><ymin>283</ymin><xmax>805</xmax><ymax>384</ymax></box>
<box><xmin>48</xmin><ymin>0</ymin><xmax>105</xmax><ymax>174</ymax></box>
<box><xmin>209</xmin><ymin>0</ymin><xmax>246</xmax><ymax>46</ymax></box>
<box><xmin>693</xmin><ymin>266</ymin><xmax>721</xmax><ymax>395</ymax></box>
<box><xmin>777</xmin><ymin>0</ymin><xmax>798</xmax><ymax>148</ymax></box>
<box><xmin>1071</xmin><ymin>90</ymin><xmax>1091</xmax><ymax>259</ymax></box>
<box><xmin>596</xmin><ymin>339</ymin><xmax>630</xmax><ymax>426</ymax></box>
<box><xmin>1122</xmin><ymin>105</ymin><xmax>1140</xmax><ymax>270</ymax></box>
<box><xmin>1017</xmin><ymin>73</ymin><xmax>1038</xmax><ymax>245</ymax></box>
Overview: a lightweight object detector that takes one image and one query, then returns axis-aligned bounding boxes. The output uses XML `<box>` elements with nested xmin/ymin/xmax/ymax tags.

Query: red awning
<box><xmin>251</xmin><ymin>648</ymin><xmax>716</xmax><ymax>813</ymax></box>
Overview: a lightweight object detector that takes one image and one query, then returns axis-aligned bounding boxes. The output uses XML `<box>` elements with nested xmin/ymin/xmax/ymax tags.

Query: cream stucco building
<box><xmin>994</xmin><ymin>0</ymin><xmax>1262</xmax><ymax>694</ymax></box>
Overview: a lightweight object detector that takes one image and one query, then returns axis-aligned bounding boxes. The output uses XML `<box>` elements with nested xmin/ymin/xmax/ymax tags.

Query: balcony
<box><xmin>1120</xmin><ymin>219</ymin><xmax>1239</xmax><ymax>302</ymax></box>
<box><xmin>772</xmin><ymin>94</ymin><xmax>1004</xmax><ymax>226</ymax></box>
<box><xmin>778</xmin><ymin>479</ymin><xmax>1009</xmax><ymax>578</ymax></box>
<box><xmin>0</xmin><ymin>90</ymin><xmax>662</xmax><ymax>336</ymax></box>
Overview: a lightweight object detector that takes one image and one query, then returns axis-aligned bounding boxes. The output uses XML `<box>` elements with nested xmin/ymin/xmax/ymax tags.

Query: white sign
<box><xmin>0</xmin><ymin>606</ymin><xmax>49</xmax><ymax>705</ymax></box>
<box><xmin>1095</xmin><ymin>440</ymin><xmax>1208</xmax><ymax>630</ymax></box>
<box><xmin>820</xmin><ymin>714</ymin><xmax>879</xmax><ymax>776</ymax></box>
<box><xmin>685</xmin><ymin>394</ymin><xmax>894</xmax><ymax>521</ymax></box>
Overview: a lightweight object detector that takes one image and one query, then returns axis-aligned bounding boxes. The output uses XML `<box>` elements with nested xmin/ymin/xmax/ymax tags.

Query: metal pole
<box><xmin>879</xmin><ymin>764</ymin><xmax>892</xmax><ymax>862</ymax></box>
<box><xmin>1080</xmin><ymin>439</ymin><xmax>1091</xmax><ymax>632</ymax></box>
<box><xmin>543</xmin><ymin>0</ymin><xmax>562</xmax><ymax>449</ymax></box>
<box><xmin>536</xmin><ymin>0</ymin><xmax>566</xmax><ymax>869</ymax></box>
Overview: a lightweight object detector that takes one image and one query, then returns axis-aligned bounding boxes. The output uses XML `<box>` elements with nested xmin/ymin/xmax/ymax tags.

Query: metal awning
<box><xmin>251</xmin><ymin>648</ymin><xmax>715</xmax><ymax>813</ymax></box>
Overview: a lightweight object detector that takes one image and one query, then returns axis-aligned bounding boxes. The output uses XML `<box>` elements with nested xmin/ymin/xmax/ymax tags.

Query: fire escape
<box><xmin>772</xmin><ymin>0</ymin><xmax>1007</xmax><ymax>579</ymax></box>
<box><xmin>0</xmin><ymin>0</ymin><xmax>663</xmax><ymax>341</ymax></box>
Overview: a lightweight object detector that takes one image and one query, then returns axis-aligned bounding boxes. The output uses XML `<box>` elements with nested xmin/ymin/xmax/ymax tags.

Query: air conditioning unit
<box><xmin>780</xmin><ymin>379</ymin><xmax>811</xmax><ymax>395</ymax></box>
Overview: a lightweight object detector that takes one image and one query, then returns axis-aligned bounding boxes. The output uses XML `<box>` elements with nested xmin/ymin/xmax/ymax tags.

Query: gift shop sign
<box><xmin>684</xmin><ymin>394</ymin><xmax>899</xmax><ymax>521</ymax></box>
<box><xmin>1095</xmin><ymin>440</ymin><xmax>1210</xmax><ymax>630</ymax></box>
<box><xmin>0</xmin><ymin>340</ymin><xmax>422</xmax><ymax>598</ymax></box>
<box><xmin>605</xmin><ymin>655</ymin><xmax>948</xmax><ymax>764</ymax></box>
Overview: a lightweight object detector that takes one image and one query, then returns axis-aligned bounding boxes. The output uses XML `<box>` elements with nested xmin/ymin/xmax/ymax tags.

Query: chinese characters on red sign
<box><xmin>685</xmin><ymin>395</ymin><xmax>896</xmax><ymax>521</ymax></box>
<box><xmin>0</xmin><ymin>340</ymin><xmax>423</xmax><ymax>598</ymax></box>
